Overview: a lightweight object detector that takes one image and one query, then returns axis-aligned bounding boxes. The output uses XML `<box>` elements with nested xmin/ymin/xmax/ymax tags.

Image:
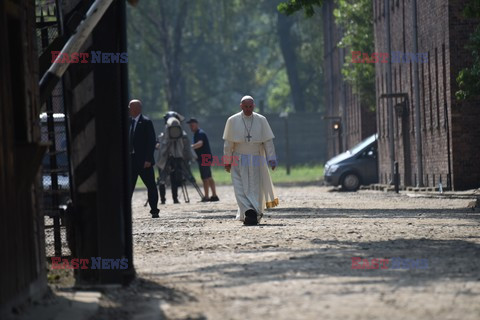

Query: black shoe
<box><xmin>209</xmin><ymin>196</ymin><xmax>220</xmax><ymax>202</ymax></box>
<box><xmin>161</xmin><ymin>199</ymin><xmax>166</xmax><ymax>205</ymax></box>
<box><xmin>150</xmin><ymin>209</ymin><xmax>160</xmax><ymax>218</ymax></box>
<box><xmin>201</xmin><ymin>197</ymin><xmax>210</xmax><ymax>202</ymax></box>
<box><xmin>244</xmin><ymin>209</ymin><xmax>258</xmax><ymax>226</ymax></box>
<box><xmin>173</xmin><ymin>199</ymin><xmax>180</xmax><ymax>204</ymax></box>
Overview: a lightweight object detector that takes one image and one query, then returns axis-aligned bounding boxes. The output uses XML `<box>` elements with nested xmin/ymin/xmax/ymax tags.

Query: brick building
<box><xmin>322</xmin><ymin>0</ymin><xmax>377</xmax><ymax>159</ymax></box>
<box><xmin>374</xmin><ymin>0</ymin><xmax>480</xmax><ymax>190</ymax></box>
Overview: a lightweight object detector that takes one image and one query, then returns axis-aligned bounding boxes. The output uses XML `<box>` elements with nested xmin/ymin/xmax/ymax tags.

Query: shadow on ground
<box><xmin>92</xmin><ymin>277</ymin><xmax>206</xmax><ymax>320</ymax></box>
<box><xmin>175</xmin><ymin>206</ymin><xmax>480</xmax><ymax>224</ymax></box>
<box><xmin>200</xmin><ymin>238</ymin><xmax>479</xmax><ymax>288</ymax></box>
<box><xmin>269</xmin><ymin>206</ymin><xmax>480</xmax><ymax>221</ymax></box>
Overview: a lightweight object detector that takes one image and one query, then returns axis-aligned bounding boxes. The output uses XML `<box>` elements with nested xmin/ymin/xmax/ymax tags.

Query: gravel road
<box><xmin>85</xmin><ymin>185</ymin><xmax>480</xmax><ymax>320</ymax></box>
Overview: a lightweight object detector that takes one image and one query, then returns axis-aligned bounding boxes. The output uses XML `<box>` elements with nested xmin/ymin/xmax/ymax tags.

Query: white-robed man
<box><xmin>223</xmin><ymin>95</ymin><xmax>279</xmax><ymax>226</ymax></box>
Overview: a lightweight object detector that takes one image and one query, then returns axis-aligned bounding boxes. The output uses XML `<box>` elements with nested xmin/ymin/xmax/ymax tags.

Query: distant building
<box><xmin>374</xmin><ymin>0</ymin><xmax>480</xmax><ymax>190</ymax></box>
<box><xmin>322</xmin><ymin>0</ymin><xmax>377</xmax><ymax>160</ymax></box>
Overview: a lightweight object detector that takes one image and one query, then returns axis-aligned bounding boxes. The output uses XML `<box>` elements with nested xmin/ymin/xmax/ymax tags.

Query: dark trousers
<box><xmin>130</xmin><ymin>154</ymin><xmax>159</xmax><ymax>214</ymax></box>
<box><xmin>158</xmin><ymin>168</ymin><xmax>179</xmax><ymax>202</ymax></box>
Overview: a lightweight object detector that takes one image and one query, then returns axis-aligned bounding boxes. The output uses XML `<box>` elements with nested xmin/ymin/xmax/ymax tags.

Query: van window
<box><xmin>349</xmin><ymin>135</ymin><xmax>377</xmax><ymax>155</ymax></box>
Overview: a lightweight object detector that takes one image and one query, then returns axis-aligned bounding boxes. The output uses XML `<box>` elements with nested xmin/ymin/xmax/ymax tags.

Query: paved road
<box><xmin>91</xmin><ymin>185</ymin><xmax>480</xmax><ymax>320</ymax></box>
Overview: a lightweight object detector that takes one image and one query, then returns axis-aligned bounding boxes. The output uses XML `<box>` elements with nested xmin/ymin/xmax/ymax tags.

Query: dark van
<box><xmin>324</xmin><ymin>134</ymin><xmax>378</xmax><ymax>191</ymax></box>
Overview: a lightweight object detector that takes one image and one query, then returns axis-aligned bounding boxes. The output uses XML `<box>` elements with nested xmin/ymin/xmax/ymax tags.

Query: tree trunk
<box><xmin>158</xmin><ymin>0</ymin><xmax>188</xmax><ymax>115</ymax></box>
<box><xmin>277</xmin><ymin>12</ymin><xmax>305</xmax><ymax>112</ymax></box>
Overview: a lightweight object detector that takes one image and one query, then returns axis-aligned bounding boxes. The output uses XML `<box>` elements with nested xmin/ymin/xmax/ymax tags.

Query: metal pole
<box><xmin>325</xmin><ymin>1</ymin><xmax>335</xmax><ymax>158</ymax></box>
<box><xmin>332</xmin><ymin>128</ymin><xmax>336</xmax><ymax>155</ymax></box>
<box><xmin>285</xmin><ymin>117</ymin><xmax>291</xmax><ymax>175</ymax></box>
<box><xmin>394</xmin><ymin>161</ymin><xmax>399</xmax><ymax>193</ymax></box>
<box><xmin>338</xmin><ymin>125</ymin><xmax>342</xmax><ymax>153</ymax></box>
<box><xmin>385</xmin><ymin>0</ymin><xmax>395</xmax><ymax>184</ymax></box>
<box><xmin>339</xmin><ymin>45</ymin><xmax>347</xmax><ymax>152</ymax></box>
<box><xmin>412</xmin><ymin>0</ymin><xmax>424</xmax><ymax>187</ymax></box>
<box><xmin>39</xmin><ymin>0</ymin><xmax>114</xmax><ymax>103</ymax></box>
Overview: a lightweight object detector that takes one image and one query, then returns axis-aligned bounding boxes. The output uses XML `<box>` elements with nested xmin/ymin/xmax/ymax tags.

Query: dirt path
<box><xmin>92</xmin><ymin>185</ymin><xmax>480</xmax><ymax>320</ymax></box>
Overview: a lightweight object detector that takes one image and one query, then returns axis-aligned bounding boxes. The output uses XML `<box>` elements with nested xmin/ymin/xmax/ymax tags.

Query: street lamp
<box><xmin>333</xmin><ymin>121</ymin><xmax>341</xmax><ymax>131</ymax></box>
<box><xmin>322</xmin><ymin>116</ymin><xmax>343</xmax><ymax>155</ymax></box>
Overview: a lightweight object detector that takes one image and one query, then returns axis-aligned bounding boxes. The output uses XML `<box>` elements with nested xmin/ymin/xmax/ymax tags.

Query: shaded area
<box><xmin>150</xmin><ymin>239</ymin><xmax>480</xmax><ymax>290</ymax></box>
<box><xmin>163</xmin><ymin>205</ymin><xmax>480</xmax><ymax>224</ymax></box>
<box><xmin>270</xmin><ymin>206</ymin><xmax>480</xmax><ymax>221</ymax></box>
<box><xmin>89</xmin><ymin>277</ymin><xmax>202</xmax><ymax>320</ymax></box>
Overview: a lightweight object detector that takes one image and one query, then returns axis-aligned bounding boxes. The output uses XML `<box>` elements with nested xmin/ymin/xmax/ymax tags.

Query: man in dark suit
<box><xmin>129</xmin><ymin>99</ymin><xmax>160</xmax><ymax>218</ymax></box>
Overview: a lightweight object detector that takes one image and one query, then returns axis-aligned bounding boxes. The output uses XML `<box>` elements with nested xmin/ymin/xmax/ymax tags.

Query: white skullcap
<box><xmin>241</xmin><ymin>95</ymin><xmax>254</xmax><ymax>103</ymax></box>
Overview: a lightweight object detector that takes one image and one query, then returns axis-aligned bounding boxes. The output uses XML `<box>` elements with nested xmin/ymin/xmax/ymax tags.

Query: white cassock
<box><xmin>223</xmin><ymin>111</ymin><xmax>279</xmax><ymax>222</ymax></box>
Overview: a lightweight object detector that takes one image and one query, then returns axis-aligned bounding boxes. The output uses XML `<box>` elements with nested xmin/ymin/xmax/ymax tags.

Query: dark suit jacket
<box><xmin>132</xmin><ymin>114</ymin><xmax>156</xmax><ymax>165</ymax></box>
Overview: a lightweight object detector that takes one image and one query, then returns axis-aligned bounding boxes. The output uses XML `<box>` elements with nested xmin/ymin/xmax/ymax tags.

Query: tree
<box><xmin>278</xmin><ymin>0</ymin><xmax>376</xmax><ymax>111</ymax></box>
<box><xmin>456</xmin><ymin>0</ymin><xmax>480</xmax><ymax>101</ymax></box>
<box><xmin>277</xmin><ymin>0</ymin><xmax>324</xmax><ymax>17</ymax></box>
<box><xmin>138</xmin><ymin>1</ymin><xmax>189</xmax><ymax>115</ymax></box>
<box><xmin>334</xmin><ymin>0</ymin><xmax>375</xmax><ymax>110</ymax></box>
<box><xmin>277</xmin><ymin>11</ymin><xmax>306</xmax><ymax>112</ymax></box>
<box><xmin>127</xmin><ymin>0</ymin><xmax>325</xmax><ymax>116</ymax></box>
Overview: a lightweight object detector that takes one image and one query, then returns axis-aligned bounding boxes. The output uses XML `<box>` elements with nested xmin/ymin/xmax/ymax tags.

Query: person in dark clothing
<box><xmin>129</xmin><ymin>99</ymin><xmax>160</xmax><ymax>218</ymax></box>
<box><xmin>187</xmin><ymin>118</ymin><xmax>219</xmax><ymax>202</ymax></box>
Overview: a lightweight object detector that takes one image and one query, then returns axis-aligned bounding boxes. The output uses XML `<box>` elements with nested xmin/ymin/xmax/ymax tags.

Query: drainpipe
<box><xmin>385</xmin><ymin>0</ymin><xmax>395</xmax><ymax>183</ymax></box>
<box><xmin>339</xmin><ymin>43</ymin><xmax>347</xmax><ymax>152</ymax></box>
<box><xmin>412</xmin><ymin>0</ymin><xmax>424</xmax><ymax>187</ymax></box>
<box><xmin>324</xmin><ymin>0</ymin><xmax>335</xmax><ymax>156</ymax></box>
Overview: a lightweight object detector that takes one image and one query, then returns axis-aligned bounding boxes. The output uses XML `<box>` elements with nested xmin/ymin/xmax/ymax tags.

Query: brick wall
<box><xmin>373</xmin><ymin>0</ymin><xmax>479</xmax><ymax>190</ymax></box>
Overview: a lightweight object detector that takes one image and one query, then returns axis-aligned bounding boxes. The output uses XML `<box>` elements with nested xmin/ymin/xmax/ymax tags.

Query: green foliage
<box><xmin>278</xmin><ymin>0</ymin><xmax>324</xmax><ymax>17</ymax></box>
<box><xmin>456</xmin><ymin>25</ymin><xmax>480</xmax><ymax>100</ymax></box>
<box><xmin>456</xmin><ymin>0</ymin><xmax>480</xmax><ymax>101</ymax></box>
<box><xmin>277</xmin><ymin>0</ymin><xmax>375</xmax><ymax>111</ymax></box>
<box><xmin>136</xmin><ymin>164</ymin><xmax>325</xmax><ymax>187</ymax></box>
<box><xmin>267</xmin><ymin>69</ymin><xmax>292</xmax><ymax>112</ymax></box>
<box><xmin>463</xmin><ymin>0</ymin><xmax>480</xmax><ymax>18</ymax></box>
<box><xmin>334</xmin><ymin>0</ymin><xmax>375</xmax><ymax>111</ymax></box>
<box><xmin>127</xmin><ymin>0</ymin><xmax>325</xmax><ymax>117</ymax></box>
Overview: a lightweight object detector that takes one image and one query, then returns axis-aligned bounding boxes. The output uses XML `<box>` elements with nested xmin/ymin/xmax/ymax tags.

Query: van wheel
<box><xmin>342</xmin><ymin>173</ymin><xmax>360</xmax><ymax>191</ymax></box>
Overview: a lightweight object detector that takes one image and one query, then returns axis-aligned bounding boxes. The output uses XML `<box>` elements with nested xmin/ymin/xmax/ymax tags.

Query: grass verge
<box><xmin>136</xmin><ymin>164</ymin><xmax>324</xmax><ymax>188</ymax></box>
